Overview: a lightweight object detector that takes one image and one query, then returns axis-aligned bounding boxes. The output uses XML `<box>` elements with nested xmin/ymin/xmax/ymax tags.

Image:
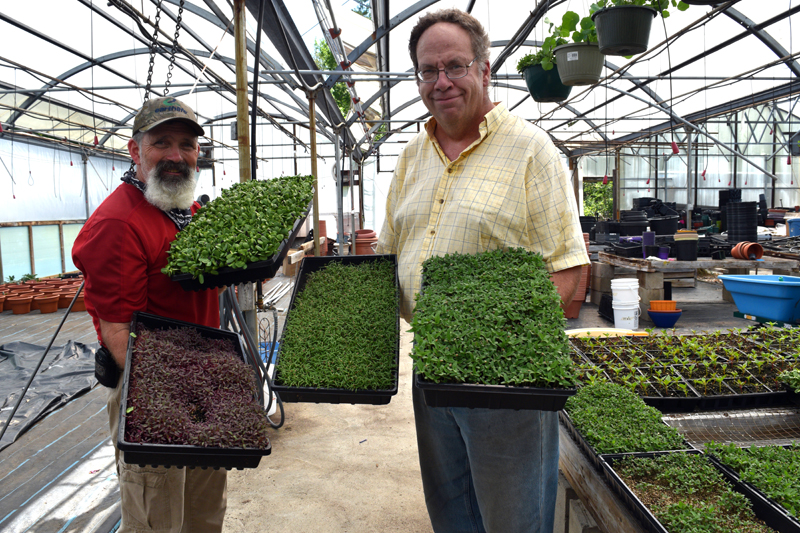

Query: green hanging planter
<box><xmin>553</xmin><ymin>43</ymin><xmax>604</xmax><ymax>86</ymax></box>
<box><xmin>592</xmin><ymin>5</ymin><xmax>658</xmax><ymax>56</ymax></box>
<box><xmin>522</xmin><ymin>63</ymin><xmax>573</xmax><ymax>103</ymax></box>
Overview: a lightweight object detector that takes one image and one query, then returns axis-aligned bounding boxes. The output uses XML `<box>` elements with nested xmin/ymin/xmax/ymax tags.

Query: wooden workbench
<box><xmin>596</xmin><ymin>252</ymin><xmax>800</xmax><ymax>322</ymax></box>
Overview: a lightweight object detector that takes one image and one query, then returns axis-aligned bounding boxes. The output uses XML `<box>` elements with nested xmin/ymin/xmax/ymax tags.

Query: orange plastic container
<box><xmin>649</xmin><ymin>300</ymin><xmax>677</xmax><ymax>311</ymax></box>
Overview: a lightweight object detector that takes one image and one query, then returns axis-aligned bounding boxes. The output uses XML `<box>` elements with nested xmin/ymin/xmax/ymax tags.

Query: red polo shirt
<box><xmin>72</xmin><ymin>182</ymin><xmax>219</xmax><ymax>344</ymax></box>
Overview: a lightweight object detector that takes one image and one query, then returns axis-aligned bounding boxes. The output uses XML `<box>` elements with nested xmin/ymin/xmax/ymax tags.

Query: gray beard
<box><xmin>143</xmin><ymin>163</ymin><xmax>197</xmax><ymax>211</ymax></box>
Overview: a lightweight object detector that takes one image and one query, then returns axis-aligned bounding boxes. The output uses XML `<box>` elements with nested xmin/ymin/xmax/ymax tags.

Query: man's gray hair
<box><xmin>409</xmin><ymin>9</ymin><xmax>491</xmax><ymax>72</ymax></box>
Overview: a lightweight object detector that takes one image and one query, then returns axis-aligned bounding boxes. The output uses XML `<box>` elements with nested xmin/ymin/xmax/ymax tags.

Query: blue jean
<box><xmin>413</xmin><ymin>386</ymin><xmax>559</xmax><ymax>533</ymax></box>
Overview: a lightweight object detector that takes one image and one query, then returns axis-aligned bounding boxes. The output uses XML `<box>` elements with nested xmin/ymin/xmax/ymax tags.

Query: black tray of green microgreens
<box><xmin>601</xmin><ymin>451</ymin><xmax>777</xmax><ymax>533</ymax></box>
<box><xmin>780</xmin><ymin>369</ymin><xmax>800</xmax><ymax>406</ymax></box>
<box><xmin>411</xmin><ymin>248</ymin><xmax>577</xmax><ymax>411</ymax></box>
<box><xmin>273</xmin><ymin>255</ymin><xmax>399</xmax><ymax>405</ymax></box>
<box><xmin>118</xmin><ymin>312</ymin><xmax>271</xmax><ymax>470</ymax></box>
<box><xmin>163</xmin><ymin>175</ymin><xmax>315</xmax><ymax>291</ymax></box>
<box><xmin>560</xmin><ymin>383</ymin><xmax>691</xmax><ymax>472</ymax></box>
<box><xmin>705</xmin><ymin>442</ymin><xmax>800</xmax><ymax>533</ymax></box>
<box><xmin>568</xmin><ymin>329</ymin><xmax>795</xmax><ymax>413</ymax></box>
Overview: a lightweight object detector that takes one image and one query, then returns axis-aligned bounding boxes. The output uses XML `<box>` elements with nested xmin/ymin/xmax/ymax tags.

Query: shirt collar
<box><xmin>423</xmin><ymin>103</ymin><xmax>508</xmax><ymax>159</ymax></box>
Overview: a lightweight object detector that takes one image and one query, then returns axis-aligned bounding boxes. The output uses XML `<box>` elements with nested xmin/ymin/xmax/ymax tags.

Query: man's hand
<box><xmin>550</xmin><ymin>265</ymin><xmax>582</xmax><ymax>308</ymax></box>
<box><xmin>99</xmin><ymin>319</ymin><xmax>132</xmax><ymax>369</ymax></box>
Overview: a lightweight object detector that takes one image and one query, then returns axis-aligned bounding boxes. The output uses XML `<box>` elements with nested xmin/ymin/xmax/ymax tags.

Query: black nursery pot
<box><xmin>592</xmin><ymin>6</ymin><xmax>657</xmax><ymax>56</ymax></box>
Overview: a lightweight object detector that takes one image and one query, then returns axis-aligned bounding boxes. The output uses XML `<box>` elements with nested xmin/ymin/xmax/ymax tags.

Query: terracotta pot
<box><xmin>354</xmin><ymin>237</ymin><xmax>378</xmax><ymax>255</ymax></box>
<box><xmin>6</xmin><ymin>284</ymin><xmax>27</xmax><ymax>291</ymax></box>
<box><xmin>30</xmin><ymin>284</ymin><xmax>51</xmax><ymax>292</ymax></box>
<box><xmin>10</xmin><ymin>289</ymin><xmax>34</xmax><ymax>297</ymax></box>
<box><xmin>23</xmin><ymin>280</ymin><xmax>40</xmax><ymax>286</ymax></box>
<box><xmin>35</xmin><ymin>294</ymin><xmax>60</xmax><ymax>314</ymax></box>
<box><xmin>355</xmin><ymin>229</ymin><xmax>377</xmax><ymax>240</ymax></box>
<box><xmin>58</xmin><ymin>291</ymin><xmax>85</xmax><ymax>311</ymax></box>
<box><xmin>8</xmin><ymin>295</ymin><xmax>33</xmax><ymax>315</ymax></box>
<box><xmin>0</xmin><ymin>294</ymin><xmax>5</xmax><ymax>310</ymax></box>
<box><xmin>37</xmin><ymin>287</ymin><xmax>62</xmax><ymax>295</ymax></box>
<box><xmin>743</xmin><ymin>242</ymin><xmax>763</xmax><ymax>260</ymax></box>
<box><xmin>731</xmin><ymin>242</ymin><xmax>745</xmax><ymax>259</ymax></box>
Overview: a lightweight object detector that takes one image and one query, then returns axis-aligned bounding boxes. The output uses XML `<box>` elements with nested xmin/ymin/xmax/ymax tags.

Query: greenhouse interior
<box><xmin>1</xmin><ymin>0</ymin><xmax>800</xmax><ymax>531</ymax></box>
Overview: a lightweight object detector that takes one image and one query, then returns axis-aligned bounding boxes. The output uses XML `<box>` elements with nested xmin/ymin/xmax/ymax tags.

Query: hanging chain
<box><xmin>143</xmin><ymin>0</ymin><xmax>164</xmax><ymax>104</ymax></box>
<box><xmin>164</xmin><ymin>0</ymin><xmax>185</xmax><ymax>96</ymax></box>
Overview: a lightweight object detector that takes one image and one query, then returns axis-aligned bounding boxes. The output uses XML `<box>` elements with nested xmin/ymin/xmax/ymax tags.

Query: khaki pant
<box><xmin>108</xmin><ymin>374</ymin><xmax>227</xmax><ymax>533</ymax></box>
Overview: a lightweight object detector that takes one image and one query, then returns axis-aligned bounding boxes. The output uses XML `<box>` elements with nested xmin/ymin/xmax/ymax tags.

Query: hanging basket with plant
<box><xmin>550</xmin><ymin>11</ymin><xmax>605</xmax><ymax>86</ymax></box>
<box><xmin>591</xmin><ymin>0</ymin><xmax>690</xmax><ymax>56</ymax></box>
<box><xmin>516</xmin><ymin>19</ymin><xmax>573</xmax><ymax>103</ymax></box>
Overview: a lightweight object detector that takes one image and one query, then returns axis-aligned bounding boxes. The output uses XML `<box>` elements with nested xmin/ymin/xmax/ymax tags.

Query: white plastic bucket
<box><xmin>612</xmin><ymin>302</ymin><xmax>640</xmax><ymax>330</ymax></box>
<box><xmin>611</xmin><ymin>278</ymin><xmax>639</xmax><ymax>303</ymax></box>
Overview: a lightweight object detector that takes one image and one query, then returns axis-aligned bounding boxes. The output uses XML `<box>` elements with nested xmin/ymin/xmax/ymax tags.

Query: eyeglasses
<box><xmin>415</xmin><ymin>57</ymin><xmax>478</xmax><ymax>83</ymax></box>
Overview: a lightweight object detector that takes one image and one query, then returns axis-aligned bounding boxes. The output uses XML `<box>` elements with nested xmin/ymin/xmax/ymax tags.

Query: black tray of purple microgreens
<box><xmin>117</xmin><ymin>312</ymin><xmax>271</xmax><ymax>469</ymax></box>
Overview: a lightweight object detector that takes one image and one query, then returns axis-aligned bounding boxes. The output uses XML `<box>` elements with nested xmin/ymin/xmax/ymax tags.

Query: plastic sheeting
<box><xmin>0</xmin><ymin>340</ymin><xmax>98</xmax><ymax>452</ymax></box>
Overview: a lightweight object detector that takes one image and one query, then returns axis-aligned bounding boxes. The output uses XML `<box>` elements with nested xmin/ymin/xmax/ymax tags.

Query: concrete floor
<box><xmin>223</xmin><ymin>318</ymin><xmax>433</xmax><ymax>533</ymax></box>
<box><xmin>222</xmin><ymin>272</ymin><xmax>755</xmax><ymax>533</ymax></box>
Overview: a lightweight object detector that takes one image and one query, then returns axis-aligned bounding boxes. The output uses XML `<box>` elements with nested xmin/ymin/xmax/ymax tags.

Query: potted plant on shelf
<box><xmin>552</xmin><ymin>11</ymin><xmax>605</xmax><ymax>86</ymax></box>
<box><xmin>590</xmin><ymin>0</ymin><xmax>690</xmax><ymax>56</ymax></box>
<box><xmin>516</xmin><ymin>19</ymin><xmax>573</xmax><ymax>103</ymax></box>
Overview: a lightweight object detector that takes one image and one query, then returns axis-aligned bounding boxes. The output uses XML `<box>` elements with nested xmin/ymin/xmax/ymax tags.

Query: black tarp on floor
<box><xmin>0</xmin><ymin>340</ymin><xmax>98</xmax><ymax>451</ymax></box>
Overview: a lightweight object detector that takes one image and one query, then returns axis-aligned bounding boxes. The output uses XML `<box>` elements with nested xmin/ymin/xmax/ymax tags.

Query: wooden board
<box><xmin>559</xmin><ymin>423</ymin><xmax>645</xmax><ymax>533</ymax></box>
<box><xmin>598</xmin><ymin>252</ymin><xmax>800</xmax><ymax>273</ymax></box>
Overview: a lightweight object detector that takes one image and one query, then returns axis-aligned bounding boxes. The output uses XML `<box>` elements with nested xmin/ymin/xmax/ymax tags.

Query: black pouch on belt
<box><xmin>95</xmin><ymin>346</ymin><xmax>119</xmax><ymax>387</ymax></box>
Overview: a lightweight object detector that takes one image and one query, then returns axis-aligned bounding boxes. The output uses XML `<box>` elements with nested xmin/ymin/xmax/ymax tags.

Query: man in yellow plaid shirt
<box><xmin>376</xmin><ymin>8</ymin><xmax>589</xmax><ymax>533</ymax></box>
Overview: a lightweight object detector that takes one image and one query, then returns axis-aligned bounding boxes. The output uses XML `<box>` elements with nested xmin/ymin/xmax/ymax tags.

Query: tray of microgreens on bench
<box><xmin>118</xmin><ymin>312</ymin><xmax>271</xmax><ymax>469</ymax></box>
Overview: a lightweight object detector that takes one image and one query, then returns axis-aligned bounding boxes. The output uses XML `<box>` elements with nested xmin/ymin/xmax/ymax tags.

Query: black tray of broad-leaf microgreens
<box><xmin>411</xmin><ymin>248</ymin><xmax>577</xmax><ymax>411</ymax></box>
<box><xmin>559</xmin><ymin>383</ymin><xmax>692</xmax><ymax>473</ymax></box>
<box><xmin>705</xmin><ymin>442</ymin><xmax>800</xmax><ymax>533</ymax></box>
<box><xmin>600</xmin><ymin>451</ymin><xmax>777</xmax><ymax>533</ymax></box>
<box><xmin>272</xmin><ymin>255</ymin><xmax>400</xmax><ymax>405</ymax></box>
<box><xmin>118</xmin><ymin>312</ymin><xmax>271</xmax><ymax>469</ymax></box>
<box><xmin>164</xmin><ymin>175</ymin><xmax>315</xmax><ymax>291</ymax></box>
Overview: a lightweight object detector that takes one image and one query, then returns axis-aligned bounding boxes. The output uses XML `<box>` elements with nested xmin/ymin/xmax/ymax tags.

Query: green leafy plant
<box><xmin>614</xmin><ymin>453</ymin><xmax>773</xmax><ymax>533</ymax></box>
<box><xmin>162</xmin><ymin>175</ymin><xmax>315</xmax><ymax>283</ymax></box>
<box><xmin>705</xmin><ymin>442</ymin><xmax>800</xmax><ymax>519</ymax></box>
<box><xmin>516</xmin><ymin>10</ymin><xmax>599</xmax><ymax>74</ymax></box>
<box><xmin>564</xmin><ymin>383</ymin><xmax>686</xmax><ymax>453</ymax></box>
<box><xmin>411</xmin><ymin>248</ymin><xmax>576</xmax><ymax>388</ymax></box>
<box><xmin>314</xmin><ymin>39</ymin><xmax>351</xmax><ymax>118</ymax></box>
<box><xmin>583</xmin><ymin>180</ymin><xmax>613</xmax><ymax>218</ymax></box>
<box><xmin>20</xmin><ymin>273</ymin><xmax>38</xmax><ymax>282</ymax></box>
<box><xmin>779</xmin><ymin>369</ymin><xmax>800</xmax><ymax>392</ymax></box>
<box><xmin>277</xmin><ymin>259</ymin><xmax>398</xmax><ymax>390</ymax></box>
<box><xmin>590</xmin><ymin>0</ymin><xmax>690</xmax><ymax>18</ymax></box>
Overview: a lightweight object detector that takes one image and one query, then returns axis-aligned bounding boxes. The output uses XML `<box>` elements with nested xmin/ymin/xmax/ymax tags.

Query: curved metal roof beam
<box><xmin>722</xmin><ymin>6</ymin><xmax>800</xmax><ymax>77</ymax></box>
<box><xmin>323</xmin><ymin>0</ymin><xmax>440</xmax><ymax>89</ymax></box>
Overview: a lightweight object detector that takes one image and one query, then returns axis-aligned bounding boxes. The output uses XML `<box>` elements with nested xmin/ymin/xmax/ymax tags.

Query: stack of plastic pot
<box><xmin>673</xmin><ymin>230</ymin><xmax>699</xmax><ymax>261</ymax></box>
<box><xmin>564</xmin><ymin>233</ymin><xmax>592</xmax><ymax>319</ymax></box>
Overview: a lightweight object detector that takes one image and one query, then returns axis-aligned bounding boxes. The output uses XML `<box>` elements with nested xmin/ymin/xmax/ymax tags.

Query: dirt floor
<box><xmin>223</xmin><ymin>321</ymin><xmax>434</xmax><ymax>533</ymax></box>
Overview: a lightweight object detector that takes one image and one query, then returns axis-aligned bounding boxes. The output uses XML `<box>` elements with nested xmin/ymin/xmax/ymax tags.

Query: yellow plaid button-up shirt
<box><xmin>377</xmin><ymin>104</ymin><xmax>589</xmax><ymax>322</ymax></box>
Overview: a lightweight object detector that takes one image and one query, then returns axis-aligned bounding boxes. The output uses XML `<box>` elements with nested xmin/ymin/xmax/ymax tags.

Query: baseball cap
<box><xmin>132</xmin><ymin>97</ymin><xmax>205</xmax><ymax>137</ymax></box>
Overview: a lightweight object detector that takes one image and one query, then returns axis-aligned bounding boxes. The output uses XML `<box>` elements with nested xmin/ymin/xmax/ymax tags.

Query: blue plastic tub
<box><xmin>718</xmin><ymin>274</ymin><xmax>800</xmax><ymax>323</ymax></box>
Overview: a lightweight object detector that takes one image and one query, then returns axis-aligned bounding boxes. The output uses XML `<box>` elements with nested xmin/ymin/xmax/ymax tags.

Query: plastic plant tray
<box><xmin>272</xmin><ymin>255</ymin><xmax>400</xmax><ymax>405</ymax></box>
<box><xmin>170</xmin><ymin>202</ymin><xmax>311</xmax><ymax>291</ymax></box>
<box><xmin>600</xmin><ymin>450</ymin><xmax>706</xmax><ymax>533</ymax></box>
<box><xmin>707</xmin><ymin>451</ymin><xmax>800</xmax><ymax>533</ymax></box>
<box><xmin>718</xmin><ymin>274</ymin><xmax>800</xmax><ymax>324</ymax></box>
<box><xmin>414</xmin><ymin>369</ymin><xmax>575</xmax><ymax>410</ymax></box>
<box><xmin>117</xmin><ymin>312</ymin><xmax>271</xmax><ymax>470</ymax></box>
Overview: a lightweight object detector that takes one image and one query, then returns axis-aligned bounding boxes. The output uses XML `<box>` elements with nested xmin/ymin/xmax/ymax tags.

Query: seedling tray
<box><xmin>600</xmin><ymin>451</ymin><xmax>704</xmax><ymax>533</ymax></box>
<box><xmin>414</xmin><ymin>369</ymin><xmax>575</xmax><ymax>410</ymax></box>
<box><xmin>707</xmin><ymin>453</ymin><xmax>800</xmax><ymax>533</ymax></box>
<box><xmin>118</xmin><ymin>312</ymin><xmax>271</xmax><ymax>470</ymax></box>
<box><xmin>272</xmin><ymin>255</ymin><xmax>400</xmax><ymax>405</ymax></box>
<box><xmin>170</xmin><ymin>202</ymin><xmax>311</xmax><ymax>291</ymax></box>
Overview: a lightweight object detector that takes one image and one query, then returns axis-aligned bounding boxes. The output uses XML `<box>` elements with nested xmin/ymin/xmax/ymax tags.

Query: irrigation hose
<box><xmin>0</xmin><ymin>281</ymin><xmax>85</xmax><ymax>445</ymax></box>
<box><xmin>224</xmin><ymin>286</ymin><xmax>284</xmax><ymax>429</ymax></box>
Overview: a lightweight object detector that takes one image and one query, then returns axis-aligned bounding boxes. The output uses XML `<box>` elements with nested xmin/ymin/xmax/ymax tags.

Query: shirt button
<box><xmin>447</xmin><ymin>168</ymin><xmax>453</xmax><ymax>173</ymax></box>
<box><xmin>439</xmin><ymin>199</ymin><xmax>444</xmax><ymax>204</ymax></box>
<box><xmin>430</xmin><ymin>230</ymin><xmax>435</xmax><ymax>235</ymax></box>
